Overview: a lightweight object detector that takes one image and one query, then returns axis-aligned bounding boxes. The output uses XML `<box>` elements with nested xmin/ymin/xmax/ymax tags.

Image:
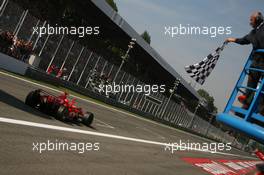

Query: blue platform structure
<box><xmin>217</xmin><ymin>49</ymin><xmax>264</xmax><ymax>144</ymax></box>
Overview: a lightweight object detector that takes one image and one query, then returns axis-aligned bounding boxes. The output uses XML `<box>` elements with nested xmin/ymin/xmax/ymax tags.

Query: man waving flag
<box><xmin>185</xmin><ymin>42</ymin><xmax>227</xmax><ymax>85</ymax></box>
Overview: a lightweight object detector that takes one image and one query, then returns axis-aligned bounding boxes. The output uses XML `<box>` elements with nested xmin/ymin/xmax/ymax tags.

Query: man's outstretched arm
<box><xmin>226</xmin><ymin>34</ymin><xmax>251</xmax><ymax>45</ymax></box>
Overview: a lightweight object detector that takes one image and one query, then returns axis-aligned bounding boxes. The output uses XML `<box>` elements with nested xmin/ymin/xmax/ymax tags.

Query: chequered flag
<box><xmin>185</xmin><ymin>42</ymin><xmax>227</xmax><ymax>85</ymax></box>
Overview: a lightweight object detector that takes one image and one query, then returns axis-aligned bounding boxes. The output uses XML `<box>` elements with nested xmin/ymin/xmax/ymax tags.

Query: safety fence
<box><xmin>0</xmin><ymin>0</ymin><xmax>252</xmax><ymax>151</ymax></box>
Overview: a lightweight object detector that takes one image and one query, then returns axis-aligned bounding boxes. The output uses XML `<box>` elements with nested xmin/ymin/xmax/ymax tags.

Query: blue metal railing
<box><xmin>217</xmin><ymin>49</ymin><xmax>264</xmax><ymax>144</ymax></box>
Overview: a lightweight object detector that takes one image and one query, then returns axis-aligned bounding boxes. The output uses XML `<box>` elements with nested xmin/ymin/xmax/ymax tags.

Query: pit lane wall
<box><xmin>0</xmin><ymin>52</ymin><xmax>29</xmax><ymax>75</ymax></box>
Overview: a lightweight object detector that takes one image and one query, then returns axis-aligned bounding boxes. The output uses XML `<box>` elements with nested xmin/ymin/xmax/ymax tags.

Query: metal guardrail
<box><xmin>0</xmin><ymin>0</ymin><xmax>252</xmax><ymax>151</ymax></box>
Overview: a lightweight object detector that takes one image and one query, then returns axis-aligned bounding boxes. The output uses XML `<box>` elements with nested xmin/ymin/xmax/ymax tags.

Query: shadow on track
<box><xmin>63</xmin><ymin>120</ymin><xmax>97</xmax><ymax>130</ymax></box>
<box><xmin>0</xmin><ymin>89</ymin><xmax>53</xmax><ymax>120</ymax></box>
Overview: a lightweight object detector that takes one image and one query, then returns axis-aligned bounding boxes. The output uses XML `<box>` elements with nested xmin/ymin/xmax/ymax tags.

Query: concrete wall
<box><xmin>0</xmin><ymin>53</ymin><xmax>29</xmax><ymax>75</ymax></box>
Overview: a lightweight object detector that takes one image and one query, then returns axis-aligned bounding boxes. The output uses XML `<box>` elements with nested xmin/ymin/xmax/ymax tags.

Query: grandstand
<box><xmin>7</xmin><ymin>0</ymin><xmax>201</xmax><ymax>102</ymax></box>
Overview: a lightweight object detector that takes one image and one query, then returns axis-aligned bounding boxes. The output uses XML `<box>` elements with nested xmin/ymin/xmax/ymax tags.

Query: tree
<box><xmin>197</xmin><ymin>89</ymin><xmax>218</xmax><ymax>114</ymax></box>
<box><xmin>105</xmin><ymin>0</ymin><xmax>118</xmax><ymax>12</ymax></box>
<box><xmin>141</xmin><ymin>30</ymin><xmax>151</xmax><ymax>44</ymax></box>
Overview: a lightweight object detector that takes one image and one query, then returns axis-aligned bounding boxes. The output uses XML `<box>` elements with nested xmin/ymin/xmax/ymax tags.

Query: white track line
<box><xmin>95</xmin><ymin>118</ymin><xmax>115</xmax><ymax>129</ymax></box>
<box><xmin>0</xmin><ymin>117</ymin><xmax>256</xmax><ymax>159</ymax></box>
<box><xmin>0</xmin><ymin>71</ymin><xmax>253</xmax><ymax>156</ymax></box>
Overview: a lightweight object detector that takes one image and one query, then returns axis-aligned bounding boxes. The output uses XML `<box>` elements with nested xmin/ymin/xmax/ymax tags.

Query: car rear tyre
<box><xmin>39</xmin><ymin>97</ymin><xmax>49</xmax><ymax>113</ymax></box>
<box><xmin>25</xmin><ymin>90</ymin><xmax>41</xmax><ymax>107</ymax></box>
<box><xmin>82</xmin><ymin>112</ymin><xmax>94</xmax><ymax>126</ymax></box>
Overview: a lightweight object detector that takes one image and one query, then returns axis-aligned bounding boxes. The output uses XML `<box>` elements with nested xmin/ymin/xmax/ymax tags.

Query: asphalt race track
<box><xmin>0</xmin><ymin>70</ymin><xmax>260</xmax><ymax>175</ymax></box>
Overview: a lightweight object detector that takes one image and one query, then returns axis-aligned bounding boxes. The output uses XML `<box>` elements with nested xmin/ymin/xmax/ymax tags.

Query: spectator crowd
<box><xmin>0</xmin><ymin>30</ymin><xmax>33</xmax><ymax>61</ymax></box>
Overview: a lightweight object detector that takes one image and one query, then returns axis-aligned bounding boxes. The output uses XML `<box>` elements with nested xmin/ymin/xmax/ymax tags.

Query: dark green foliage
<box><xmin>105</xmin><ymin>0</ymin><xmax>118</xmax><ymax>12</ymax></box>
<box><xmin>197</xmin><ymin>89</ymin><xmax>218</xmax><ymax>113</ymax></box>
<box><xmin>141</xmin><ymin>30</ymin><xmax>151</xmax><ymax>44</ymax></box>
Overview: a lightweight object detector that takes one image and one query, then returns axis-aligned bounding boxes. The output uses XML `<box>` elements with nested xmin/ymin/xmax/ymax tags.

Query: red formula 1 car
<box><xmin>25</xmin><ymin>89</ymin><xmax>94</xmax><ymax>126</ymax></box>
